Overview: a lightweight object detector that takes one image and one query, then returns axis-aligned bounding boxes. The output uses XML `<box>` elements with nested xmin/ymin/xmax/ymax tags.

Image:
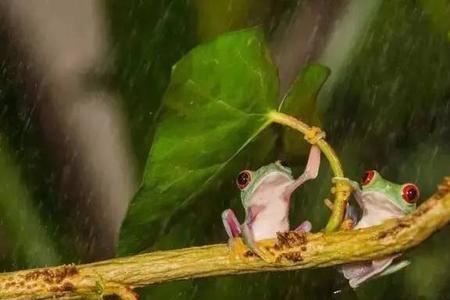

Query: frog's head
<box><xmin>236</xmin><ymin>161</ymin><xmax>293</xmax><ymax>207</ymax></box>
<box><xmin>360</xmin><ymin>170</ymin><xmax>419</xmax><ymax>214</ymax></box>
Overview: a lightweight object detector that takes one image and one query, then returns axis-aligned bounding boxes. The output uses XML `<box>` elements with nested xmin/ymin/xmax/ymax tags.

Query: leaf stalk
<box><xmin>268</xmin><ymin>110</ymin><xmax>350</xmax><ymax>232</ymax></box>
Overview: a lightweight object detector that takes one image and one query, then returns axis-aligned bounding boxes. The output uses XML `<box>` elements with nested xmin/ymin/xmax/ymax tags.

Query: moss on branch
<box><xmin>1</xmin><ymin>177</ymin><xmax>449</xmax><ymax>299</ymax></box>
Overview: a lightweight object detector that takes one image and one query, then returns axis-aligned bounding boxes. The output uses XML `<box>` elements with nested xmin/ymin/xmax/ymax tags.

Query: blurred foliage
<box><xmin>0</xmin><ymin>29</ymin><xmax>86</xmax><ymax>268</ymax></box>
<box><xmin>0</xmin><ymin>135</ymin><xmax>60</xmax><ymax>267</ymax></box>
<box><xmin>0</xmin><ymin>0</ymin><xmax>449</xmax><ymax>299</ymax></box>
<box><xmin>420</xmin><ymin>0</ymin><xmax>450</xmax><ymax>35</ymax></box>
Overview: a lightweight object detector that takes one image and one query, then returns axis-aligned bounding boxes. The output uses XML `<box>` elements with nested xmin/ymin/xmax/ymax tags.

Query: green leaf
<box><xmin>279</xmin><ymin>64</ymin><xmax>330</xmax><ymax>161</ymax></box>
<box><xmin>117</xmin><ymin>28</ymin><xmax>278</xmax><ymax>256</ymax></box>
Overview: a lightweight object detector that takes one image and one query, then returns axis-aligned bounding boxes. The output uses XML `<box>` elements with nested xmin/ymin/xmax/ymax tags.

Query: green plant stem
<box><xmin>268</xmin><ymin>111</ymin><xmax>349</xmax><ymax>232</ymax></box>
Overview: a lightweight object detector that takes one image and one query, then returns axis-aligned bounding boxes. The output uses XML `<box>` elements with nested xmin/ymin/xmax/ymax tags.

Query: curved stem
<box><xmin>267</xmin><ymin>111</ymin><xmax>349</xmax><ymax>232</ymax></box>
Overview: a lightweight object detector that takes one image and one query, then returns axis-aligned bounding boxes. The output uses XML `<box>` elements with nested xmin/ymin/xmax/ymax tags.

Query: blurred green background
<box><xmin>0</xmin><ymin>0</ymin><xmax>450</xmax><ymax>299</ymax></box>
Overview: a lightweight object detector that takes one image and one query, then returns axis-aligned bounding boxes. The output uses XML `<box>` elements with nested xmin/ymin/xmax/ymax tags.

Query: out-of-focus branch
<box><xmin>0</xmin><ymin>0</ymin><xmax>136</xmax><ymax>258</ymax></box>
<box><xmin>0</xmin><ymin>177</ymin><xmax>449</xmax><ymax>299</ymax></box>
<box><xmin>270</xmin><ymin>0</ymin><xmax>347</xmax><ymax>96</ymax></box>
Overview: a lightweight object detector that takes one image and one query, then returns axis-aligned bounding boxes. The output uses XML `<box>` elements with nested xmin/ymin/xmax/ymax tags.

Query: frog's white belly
<box><xmin>342</xmin><ymin>191</ymin><xmax>408</xmax><ymax>287</ymax></box>
<box><xmin>251</xmin><ymin>203</ymin><xmax>289</xmax><ymax>241</ymax></box>
<box><xmin>244</xmin><ymin>173</ymin><xmax>293</xmax><ymax>241</ymax></box>
<box><xmin>355</xmin><ymin>192</ymin><xmax>406</xmax><ymax>229</ymax></box>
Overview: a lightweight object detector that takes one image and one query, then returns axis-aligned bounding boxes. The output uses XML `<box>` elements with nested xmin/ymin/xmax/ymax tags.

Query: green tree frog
<box><xmin>222</xmin><ymin>146</ymin><xmax>321</xmax><ymax>262</ymax></box>
<box><xmin>342</xmin><ymin>170</ymin><xmax>420</xmax><ymax>288</ymax></box>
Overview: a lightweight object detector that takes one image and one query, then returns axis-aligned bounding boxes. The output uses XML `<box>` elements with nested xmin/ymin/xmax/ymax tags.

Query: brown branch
<box><xmin>1</xmin><ymin>177</ymin><xmax>450</xmax><ymax>299</ymax></box>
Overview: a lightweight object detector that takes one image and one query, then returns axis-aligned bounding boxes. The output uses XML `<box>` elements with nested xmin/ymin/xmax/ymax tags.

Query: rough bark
<box><xmin>0</xmin><ymin>177</ymin><xmax>449</xmax><ymax>299</ymax></box>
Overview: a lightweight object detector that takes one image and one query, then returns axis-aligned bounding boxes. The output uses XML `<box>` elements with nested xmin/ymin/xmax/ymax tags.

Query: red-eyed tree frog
<box><xmin>221</xmin><ymin>145</ymin><xmax>321</xmax><ymax>262</ymax></box>
<box><xmin>341</xmin><ymin>170</ymin><xmax>420</xmax><ymax>288</ymax></box>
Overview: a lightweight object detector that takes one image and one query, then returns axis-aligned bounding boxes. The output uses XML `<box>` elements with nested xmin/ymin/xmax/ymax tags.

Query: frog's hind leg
<box><xmin>344</xmin><ymin>256</ymin><xmax>396</xmax><ymax>288</ymax></box>
<box><xmin>348</xmin><ymin>257</ymin><xmax>409</xmax><ymax>288</ymax></box>
<box><xmin>294</xmin><ymin>220</ymin><xmax>312</xmax><ymax>232</ymax></box>
<box><xmin>324</xmin><ymin>200</ymin><xmax>357</xmax><ymax>230</ymax></box>
<box><xmin>377</xmin><ymin>260</ymin><xmax>410</xmax><ymax>277</ymax></box>
<box><xmin>221</xmin><ymin>209</ymin><xmax>249</xmax><ymax>260</ymax></box>
<box><xmin>222</xmin><ymin>209</ymin><xmax>241</xmax><ymax>238</ymax></box>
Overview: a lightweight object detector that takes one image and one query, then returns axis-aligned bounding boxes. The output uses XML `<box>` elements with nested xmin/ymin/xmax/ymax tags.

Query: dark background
<box><xmin>0</xmin><ymin>0</ymin><xmax>449</xmax><ymax>299</ymax></box>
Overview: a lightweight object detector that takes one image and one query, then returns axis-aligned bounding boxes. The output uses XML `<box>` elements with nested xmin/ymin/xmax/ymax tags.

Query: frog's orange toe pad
<box><xmin>253</xmin><ymin>243</ymin><xmax>278</xmax><ymax>263</ymax></box>
<box><xmin>340</xmin><ymin>219</ymin><xmax>355</xmax><ymax>231</ymax></box>
<box><xmin>227</xmin><ymin>237</ymin><xmax>253</xmax><ymax>262</ymax></box>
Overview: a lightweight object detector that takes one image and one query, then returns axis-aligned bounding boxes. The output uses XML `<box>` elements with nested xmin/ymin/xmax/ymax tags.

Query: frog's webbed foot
<box><xmin>327</xmin><ymin>177</ymin><xmax>360</xmax><ymax>230</ymax></box>
<box><xmin>241</xmin><ymin>225</ymin><xmax>278</xmax><ymax>263</ymax></box>
<box><xmin>221</xmin><ymin>209</ymin><xmax>253</xmax><ymax>261</ymax></box>
<box><xmin>332</xmin><ymin>176</ymin><xmax>363</xmax><ymax>207</ymax></box>
<box><xmin>331</xmin><ymin>177</ymin><xmax>355</xmax><ymax>197</ymax></box>
<box><xmin>248</xmin><ymin>239</ymin><xmax>278</xmax><ymax>263</ymax></box>
<box><xmin>339</xmin><ymin>219</ymin><xmax>355</xmax><ymax>231</ymax></box>
<box><xmin>294</xmin><ymin>220</ymin><xmax>312</xmax><ymax>232</ymax></box>
<box><xmin>377</xmin><ymin>260</ymin><xmax>410</xmax><ymax>277</ymax></box>
<box><xmin>343</xmin><ymin>255</ymin><xmax>403</xmax><ymax>288</ymax></box>
<box><xmin>323</xmin><ymin>199</ymin><xmax>357</xmax><ymax>231</ymax></box>
<box><xmin>340</xmin><ymin>203</ymin><xmax>358</xmax><ymax>230</ymax></box>
<box><xmin>304</xmin><ymin>126</ymin><xmax>326</xmax><ymax>144</ymax></box>
<box><xmin>226</xmin><ymin>237</ymin><xmax>277</xmax><ymax>263</ymax></box>
<box><xmin>227</xmin><ymin>237</ymin><xmax>253</xmax><ymax>261</ymax></box>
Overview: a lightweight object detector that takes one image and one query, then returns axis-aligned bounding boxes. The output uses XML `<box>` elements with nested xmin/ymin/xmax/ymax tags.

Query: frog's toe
<box><xmin>304</xmin><ymin>126</ymin><xmax>326</xmax><ymax>144</ymax></box>
<box><xmin>227</xmin><ymin>237</ymin><xmax>253</xmax><ymax>262</ymax></box>
<box><xmin>339</xmin><ymin>219</ymin><xmax>355</xmax><ymax>231</ymax></box>
<box><xmin>253</xmin><ymin>246</ymin><xmax>277</xmax><ymax>263</ymax></box>
<box><xmin>250</xmin><ymin>240</ymin><xmax>279</xmax><ymax>263</ymax></box>
<box><xmin>295</xmin><ymin>220</ymin><xmax>312</xmax><ymax>232</ymax></box>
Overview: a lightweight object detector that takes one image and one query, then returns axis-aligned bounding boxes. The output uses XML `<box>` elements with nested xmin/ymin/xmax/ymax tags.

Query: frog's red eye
<box><xmin>361</xmin><ymin>170</ymin><xmax>375</xmax><ymax>185</ymax></box>
<box><xmin>402</xmin><ymin>184</ymin><xmax>420</xmax><ymax>204</ymax></box>
<box><xmin>237</xmin><ymin>170</ymin><xmax>252</xmax><ymax>190</ymax></box>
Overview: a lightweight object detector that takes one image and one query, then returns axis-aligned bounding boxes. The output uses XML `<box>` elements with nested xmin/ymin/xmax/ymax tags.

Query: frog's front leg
<box><xmin>325</xmin><ymin>177</ymin><xmax>360</xmax><ymax>230</ymax></box>
<box><xmin>222</xmin><ymin>208</ymin><xmax>241</xmax><ymax>238</ymax></box>
<box><xmin>221</xmin><ymin>209</ymin><xmax>249</xmax><ymax>260</ymax></box>
<box><xmin>324</xmin><ymin>199</ymin><xmax>357</xmax><ymax>230</ymax></box>
<box><xmin>285</xmin><ymin>145</ymin><xmax>321</xmax><ymax>196</ymax></box>
<box><xmin>304</xmin><ymin>126</ymin><xmax>326</xmax><ymax>144</ymax></box>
